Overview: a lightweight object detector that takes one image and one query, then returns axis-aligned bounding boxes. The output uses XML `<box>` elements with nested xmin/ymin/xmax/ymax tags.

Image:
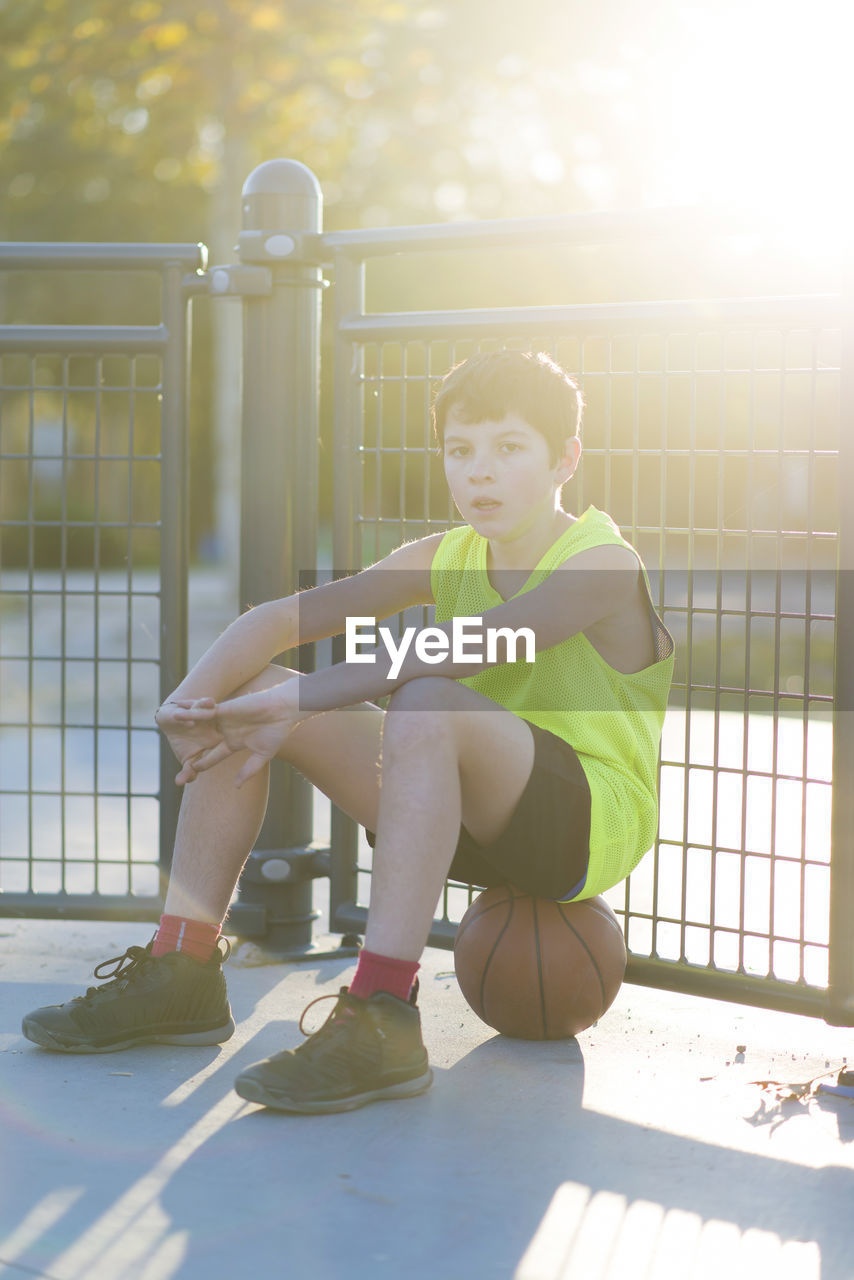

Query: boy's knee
<box><xmin>383</xmin><ymin>679</ymin><xmax>465</xmax><ymax>755</ymax></box>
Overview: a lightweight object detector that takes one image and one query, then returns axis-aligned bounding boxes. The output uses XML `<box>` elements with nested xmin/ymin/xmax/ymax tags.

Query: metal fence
<box><xmin>1</xmin><ymin>162</ymin><xmax>851</xmax><ymax>1026</ymax></box>
<box><xmin>0</xmin><ymin>244</ymin><xmax>201</xmax><ymax>919</ymax></box>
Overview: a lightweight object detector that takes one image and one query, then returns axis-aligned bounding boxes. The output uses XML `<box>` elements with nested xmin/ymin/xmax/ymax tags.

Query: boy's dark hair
<box><xmin>431</xmin><ymin>350</ymin><xmax>584</xmax><ymax>464</ymax></box>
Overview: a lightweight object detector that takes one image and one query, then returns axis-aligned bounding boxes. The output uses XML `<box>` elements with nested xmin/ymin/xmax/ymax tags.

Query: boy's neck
<box><xmin>484</xmin><ymin>507</ymin><xmax>577</xmax><ymax>573</ymax></box>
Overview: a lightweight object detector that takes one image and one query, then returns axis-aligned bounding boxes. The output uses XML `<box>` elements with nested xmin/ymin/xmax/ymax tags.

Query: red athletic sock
<box><xmin>151</xmin><ymin>915</ymin><xmax>221</xmax><ymax>962</ymax></box>
<box><xmin>348</xmin><ymin>949</ymin><xmax>420</xmax><ymax>1002</ymax></box>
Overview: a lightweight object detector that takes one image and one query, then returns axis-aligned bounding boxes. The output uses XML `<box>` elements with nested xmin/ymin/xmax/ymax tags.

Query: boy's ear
<box><xmin>554</xmin><ymin>435</ymin><xmax>582</xmax><ymax>484</ymax></box>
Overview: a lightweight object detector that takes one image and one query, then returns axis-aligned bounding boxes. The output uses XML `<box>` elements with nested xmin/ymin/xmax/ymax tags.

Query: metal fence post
<box><xmin>225</xmin><ymin>159</ymin><xmax>332</xmax><ymax>954</ymax></box>
<box><xmin>828</xmin><ymin>262</ymin><xmax>854</xmax><ymax>1026</ymax></box>
<box><xmin>158</xmin><ymin>260</ymin><xmax>193</xmax><ymax>890</ymax></box>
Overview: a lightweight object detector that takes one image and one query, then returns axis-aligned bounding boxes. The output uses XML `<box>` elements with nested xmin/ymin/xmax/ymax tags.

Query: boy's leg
<box><xmin>165</xmin><ymin>668</ymin><xmax>533</xmax><ymax>993</ymax></box>
<box><xmin>364</xmin><ymin>675</ymin><xmax>535</xmax><ymax>958</ymax></box>
<box><xmin>233</xmin><ymin>675</ymin><xmax>537</xmax><ymax>1113</ymax></box>
<box><xmin>21</xmin><ymin>664</ymin><xmax>388</xmax><ymax>1053</ymax></box>
<box><xmin>163</xmin><ymin>665</ymin><xmax>532</xmax><ymax>935</ymax></box>
<box><xmin>162</xmin><ymin>666</ymin><xmax>386</xmax><ymax>925</ymax></box>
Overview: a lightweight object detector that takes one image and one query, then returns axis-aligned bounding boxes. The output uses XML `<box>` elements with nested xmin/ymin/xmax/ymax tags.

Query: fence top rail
<box><xmin>0</xmin><ymin>243</ymin><xmax>207</xmax><ymax>271</ymax></box>
<box><xmin>315</xmin><ymin>207</ymin><xmax>782</xmax><ymax>261</ymax></box>
<box><xmin>337</xmin><ymin>294</ymin><xmax>841</xmax><ymax>342</ymax></box>
<box><xmin>0</xmin><ymin>324</ymin><xmax>169</xmax><ymax>354</ymax></box>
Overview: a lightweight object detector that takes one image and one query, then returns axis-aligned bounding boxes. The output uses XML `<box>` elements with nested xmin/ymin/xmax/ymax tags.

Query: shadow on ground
<box><xmin>3</xmin><ymin>1021</ymin><xmax>852</xmax><ymax>1280</ymax></box>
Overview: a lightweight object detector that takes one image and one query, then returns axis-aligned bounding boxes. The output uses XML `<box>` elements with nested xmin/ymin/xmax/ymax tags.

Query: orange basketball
<box><xmin>453</xmin><ymin>885</ymin><xmax>627</xmax><ymax>1040</ymax></box>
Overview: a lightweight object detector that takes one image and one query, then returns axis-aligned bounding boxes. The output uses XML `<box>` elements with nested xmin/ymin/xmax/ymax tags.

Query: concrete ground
<box><xmin>1</xmin><ymin>914</ymin><xmax>853</xmax><ymax>1280</ymax></box>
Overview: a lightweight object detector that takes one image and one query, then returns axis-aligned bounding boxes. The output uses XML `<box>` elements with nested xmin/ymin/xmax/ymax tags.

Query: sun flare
<box><xmin>635</xmin><ymin>1</ymin><xmax>850</xmax><ymax>258</ymax></box>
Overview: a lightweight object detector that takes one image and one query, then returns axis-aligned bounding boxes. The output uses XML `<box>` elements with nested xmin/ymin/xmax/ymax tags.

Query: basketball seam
<box><xmin>583</xmin><ymin>902</ymin><xmax>626</xmax><ymax>938</ymax></box>
<box><xmin>454</xmin><ymin>897</ymin><xmax>516</xmax><ymax>945</ymax></box>
<box><xmin>556</xmin><ymin>902</ymin><xmax>607</xmax><ymax>1021</ymax></box>
<box><xmin>531</xmin><ymin>897</ymin><xmax>548</xmax><ymax>1039</ymax></box>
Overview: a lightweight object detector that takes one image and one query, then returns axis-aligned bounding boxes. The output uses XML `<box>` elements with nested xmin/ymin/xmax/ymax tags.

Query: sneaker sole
<box><xmin>21</xmin><ymin>1016</ymin><xmax>236</xmax><ymax>1054</ymax></box>
<box><xmin>234</xmin><ymin>1067</ymin><xmax>434</xmax><ymax>1114</ymax></box>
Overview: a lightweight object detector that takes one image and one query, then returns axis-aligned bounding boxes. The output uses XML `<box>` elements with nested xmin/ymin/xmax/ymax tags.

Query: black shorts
<box><xmin>365</xmin><ymin>722</ymin><xmax>591</xmax><ymax>901</ymax></box>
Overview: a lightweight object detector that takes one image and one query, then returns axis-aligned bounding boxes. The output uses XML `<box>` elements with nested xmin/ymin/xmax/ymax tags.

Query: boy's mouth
<box><xmin>471</xmin><ymin>498</ymin><xmax>501</xmax><ymax>511</ymax></box>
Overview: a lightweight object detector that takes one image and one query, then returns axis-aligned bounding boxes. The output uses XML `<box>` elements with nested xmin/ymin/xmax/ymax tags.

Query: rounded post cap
<box><xmin>242</xmin><ymin>159</ymin><xmax>321</xmax><ymax>201</ymax></box>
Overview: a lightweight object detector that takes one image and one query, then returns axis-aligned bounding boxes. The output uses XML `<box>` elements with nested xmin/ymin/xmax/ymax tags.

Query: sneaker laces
<box><xmin>79</xmin><ymin>945</ymin><xmax>155</xmax><ymax>1002</ymax></box>
<box><xmin>298</xmin><ymin>987</ymin><xmax>358</xmax><ymax>1038</ymax></box>
<box><xmin>296</xmin><ymin>977</ymin><xmax>420</xmax><ymax>1038</ymax></box>
<box><xmin>77</xmin><ymin>936</ymin><xmax>231</xmax><ymax>1003</ymax></box>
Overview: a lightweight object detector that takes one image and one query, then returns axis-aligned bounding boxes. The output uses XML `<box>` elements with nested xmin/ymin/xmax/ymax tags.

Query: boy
<box><xmin>22</xmin><ymin>351</ymin><xmax>674</xmax><ymax>1113</ymax></box>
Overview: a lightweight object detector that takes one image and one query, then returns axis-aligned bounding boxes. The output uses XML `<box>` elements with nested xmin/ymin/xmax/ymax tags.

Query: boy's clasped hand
<box><xmin>157</xmin><ymin>683</ymin><xmax>308</xmax><ymax>788</ymax></box>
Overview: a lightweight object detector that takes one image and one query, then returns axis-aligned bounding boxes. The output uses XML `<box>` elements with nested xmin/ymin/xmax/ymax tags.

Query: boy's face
<box><xmin>442</xmin><ymin>409</ymin><xmax>580</xmax><ymax>539</ymax></box>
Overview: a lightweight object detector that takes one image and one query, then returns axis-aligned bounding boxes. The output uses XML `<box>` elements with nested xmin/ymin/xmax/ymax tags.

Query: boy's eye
<box><xmin>446</xmin><ymin>442</ymin><xmax>521</xmax><ymax>458</ymax></box>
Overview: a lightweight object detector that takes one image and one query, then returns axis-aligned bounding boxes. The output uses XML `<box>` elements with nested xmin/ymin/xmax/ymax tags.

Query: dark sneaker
<box><xmin>21</xmin><ymin>941</ymin><xmax>235</xmax><ymax>1054</ymax></box>
<box><xmin>234</xmin><ymin>983</ymin><xmax>432</xmax><ymax>1114</ymax></box>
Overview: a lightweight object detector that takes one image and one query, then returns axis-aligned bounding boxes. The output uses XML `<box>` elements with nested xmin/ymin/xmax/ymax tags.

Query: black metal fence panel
<box><xmin>0</xmin><ymin>247</ymin><xmax>199</xmax><ymax>920</ymax></box>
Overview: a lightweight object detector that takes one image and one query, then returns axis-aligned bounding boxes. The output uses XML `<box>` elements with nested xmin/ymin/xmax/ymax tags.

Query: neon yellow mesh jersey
<box><xmin>430</xmin><ymin>506</ymin><xmax>675</xmax><ymax>901</ymax></box>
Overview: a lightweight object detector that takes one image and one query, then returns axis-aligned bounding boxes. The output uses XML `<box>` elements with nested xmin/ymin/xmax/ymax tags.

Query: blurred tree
<box><xmin>1</xmin><ymin>0</ymin><xmax>659</xmax><ymax>242</ymax></box>
<box><xmin>1</xmin><ymin>0</ymin><xmax>416</xmax><ymax>567</ymax></box>
<box><xmin>2</xmin><ymin>1</ymin><xmax>385</xmax><ymax>239</ymax></box>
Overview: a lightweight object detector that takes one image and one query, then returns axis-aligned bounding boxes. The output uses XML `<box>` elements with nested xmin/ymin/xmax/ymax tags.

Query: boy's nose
<box><xmin>467</xmin><ymin>456</ymin><xmax>495</xmax><ymax>482</ymax></box>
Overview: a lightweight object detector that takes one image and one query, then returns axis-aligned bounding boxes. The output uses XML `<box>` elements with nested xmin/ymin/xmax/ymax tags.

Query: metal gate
<box><xmin>0</xmin><ymin>243</ymin><xmax>202</xmax><ymax>919</ymax></box>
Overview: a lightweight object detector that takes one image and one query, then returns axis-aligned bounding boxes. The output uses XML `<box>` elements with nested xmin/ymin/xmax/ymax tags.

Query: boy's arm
<box><xmin>291</xmin><ymin>531</ymin><xmax>444</xmax><ymax>647</ymax></box>
<box><xmin>159</xmin><ymin>532</ymin><xmax>442</xmax><ymax>782</ymax></box>
<box><xmin>164</xmin><ymin>531</ymin><xmax>443</xmax><ymax>706</ymax></box>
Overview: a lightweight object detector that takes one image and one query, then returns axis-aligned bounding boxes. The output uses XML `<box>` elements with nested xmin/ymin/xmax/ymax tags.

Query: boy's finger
<box><xmin>172</xmin><ymin>706</ymin><xmax>213</xmax><ymax>722</ymax></box>
<box><xmin>190</xmin><ymin>741</ymin><xmax>234</xmax><ymax>774</ymax></box>
<box><xmin>175</xmin><ymin>760</ymin><xmax>197</xmax><ymax>785</ymax></box>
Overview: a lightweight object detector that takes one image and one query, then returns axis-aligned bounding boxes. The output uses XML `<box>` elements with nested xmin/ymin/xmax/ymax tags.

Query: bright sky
<box><xmin>632</xmin><ymin>0</ymin><xmax>848</xmax><ymax>258</ymax></box>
